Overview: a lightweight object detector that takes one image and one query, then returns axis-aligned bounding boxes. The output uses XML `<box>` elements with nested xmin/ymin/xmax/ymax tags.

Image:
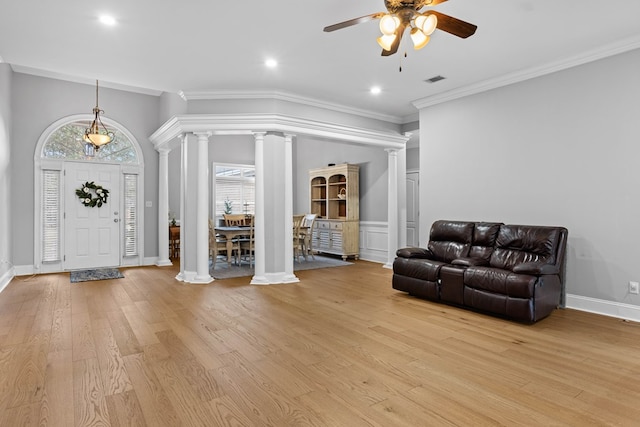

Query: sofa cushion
<box><xmin>464</xmin><ymin>266</ymin><xmax>538</xmax><ymax>299</ymax></box>
<box><xmin>427</xmin><ymin>220</ymin><xmax>474</xmax><ymax>262</ymax></box>
<box><xmin>396</xmin><ymin>247</ymin><xmax>432</xmax><ymax>259</ymax></box>
<box><xmin>468</xmin><ymin>222</ymin><xmax>502</xmax><ymax>261</ymax></box>
<box><xmin>490</xmin><ymin>224</ymin><xmax>561</xmax><ymax>272</ymax></box>
<box><xmin>393</xmin><ymin>257</ymin><xmax>446</xmax><ymax>283</ymax></box>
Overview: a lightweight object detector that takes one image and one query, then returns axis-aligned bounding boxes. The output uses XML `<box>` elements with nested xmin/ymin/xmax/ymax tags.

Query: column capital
<box><xmin>283</xmin><ymin>133</ymin><xmax>296</xmax><ymax>142</ymax></box>
<box><xmin>253</xmin><ymin>131</ymin><xmax>267</xmax><ymax>141</ymax></box>
<box><xmin>193</xmin><ymin>131</ymin><xmax>212</xmax><ymax>139</ymax></box>
<box><xmin>385</xmin><ymin>147</ymin><xmax>399</xmax><ymax>156</ymax></box>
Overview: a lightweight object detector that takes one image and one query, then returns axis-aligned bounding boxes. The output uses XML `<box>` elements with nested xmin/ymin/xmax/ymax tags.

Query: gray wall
<box><xmin>406</xmin><ymin>147</ymin><xmax>419</xmax><ymax>171</ymax></box>
<box><xmin>419</xmin><ymin>47</ymin><xmax>640</xmax><ymax>306</ymax></box>
<box><xmin>10</xmin><ymin>74</ymin><xmax>162</xmax><ymax>265</ymax></box>
<box><xmin>159</xmin><ymin>91</ymin><xmax>187</xmax><ymax>124</ymax></box>
<box><xmin>187</xmin><ymin>98</ymin><xmax>402</xmax><ymax>134</ymax></box>
<box><xmin>293</xmin><ymin>135</ymin><xmax>388</xmax><ymax>222</ymax></box>
<box><xmin>168</xmin><ymin>135</ymin><xmax>256</xmax><ymax>221</ymax></box>
<box><xmin>0</xmin><ymin>64</ymin><xmax>11</xmax><ymax>276</ymax></box>
<box><xmin>168</xmin><ymin>133</ymin><xmax>388</xmax><ymax>223</ymax></box>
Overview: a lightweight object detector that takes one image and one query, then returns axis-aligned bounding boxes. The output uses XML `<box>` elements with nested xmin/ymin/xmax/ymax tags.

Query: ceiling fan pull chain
<box><xmin>399</xmin><ymin>50</ymin><xmax>408</xmax><ymax>72</ymax></box>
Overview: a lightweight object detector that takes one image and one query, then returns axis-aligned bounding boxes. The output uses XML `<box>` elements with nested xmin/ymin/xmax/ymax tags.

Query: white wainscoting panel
<box><xmin>359</xmin><ymin>221</ymin><xmax>388</xmax><ymax>264</ymax></box>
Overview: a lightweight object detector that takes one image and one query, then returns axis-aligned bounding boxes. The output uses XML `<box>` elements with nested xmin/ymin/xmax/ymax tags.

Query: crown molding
<box><xmin>180</xmin><ymin>90</ymin><xmax>410</xmax><ymax>125</ymax></box>
<box><xmin>413</xmin><ymin>34</ymin><xmax>640</xmax><ymax>110</ymax></box>
<box><xmin>9</xmin><ymin>65</ymin><xmax>163</xmax><ymax>96</ymax></box>
<box><xmin>149</xmin><ymin>113</ymin><xmax>410</xmax><ymax>151</ymax></box>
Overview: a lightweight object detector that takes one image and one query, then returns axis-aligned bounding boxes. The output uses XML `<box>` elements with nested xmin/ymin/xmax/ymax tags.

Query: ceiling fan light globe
<box><xmin>419</xmin><ymin>13</ymin><xmax>437</xmax><ymax>36</ymax></box>
<box><xmin>379</xmin><ymin>14</ymin><xmax>399</xmax><ymax>36</ymax></box>
<box><xmin>377</xmin><ymin>34</ymin><xmax>397</xmax><ymax>51</ymax></box>
<box><xmin>410</xmin><ymin>28</ymin><xmax>430</xmax><ymax>50</ymax></box>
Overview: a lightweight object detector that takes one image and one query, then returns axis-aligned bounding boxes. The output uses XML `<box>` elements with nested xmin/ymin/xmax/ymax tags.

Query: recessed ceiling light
<box><xmin>99</xmin><ymin>15</ymin><xmax>117</xmax><ymax>26</ymax></box>
<box><xmin>265</xmin><ymin>59</ymin><xmax>278</xmax><ymax>68</ymax></box>
<box><xmin>370</xmin><ymin>86</ymin><xmax>381</xmax><ymax>95</ymax></box>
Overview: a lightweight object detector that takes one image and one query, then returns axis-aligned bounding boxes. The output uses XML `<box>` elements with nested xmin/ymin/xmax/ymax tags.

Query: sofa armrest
<box><xmin>512</xmin><ymin>262</ymin><xmax>559</xmax><ymax>275</ymax></box>
<box><xmin>396</xmin><ymin>247</ymin><xmax>433</xmax><ymax>259</ymax></box>
<box><xmin>451</xmin><ymin>257</ymin><xmax>489</xmax><ymax>267</ymax></box>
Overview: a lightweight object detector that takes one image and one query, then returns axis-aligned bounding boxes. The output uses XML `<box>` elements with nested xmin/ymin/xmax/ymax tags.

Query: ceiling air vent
<box><xmin>425</xmin><ymin>75</ymin><xmax>446</xmax><ymax>83</ymax></box>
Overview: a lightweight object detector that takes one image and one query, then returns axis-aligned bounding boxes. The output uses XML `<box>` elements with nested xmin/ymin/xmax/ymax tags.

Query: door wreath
<box><xmin>75</xmin><ymin>181</ymin><xmax>109</xmax><ymax>207</ymax></box>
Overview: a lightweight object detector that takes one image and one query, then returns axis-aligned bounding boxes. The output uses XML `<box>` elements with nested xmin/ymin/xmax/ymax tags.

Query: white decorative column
<box><xmin>192</xmin><ymin>132</ymin><xmax>213</xmax><ymax>284</ymax></box>
<box><xmin>282</xmin><ymin>133</ymin><xmax>297</xmax><ymax>282</ymax></box>
<box><xmin>176</xmin><ymin>134</ymin><xmax>187</xmax><ymax>282</ymax></box>
<box><xmin>384</xmin><ymin>148</ymin><xmax>399</xmax><ymax>269</ymax></box>
<box><xmin>156</xmin><ymin>148</ymin><xmax>172</xmax><ymax>266</ymax></box>
<box><xmin>251</xmin><ymin>132</ymin><xmax>268</xmax><ymax>284</ymax></box>
<box><xmin>397</xmin><ymin>145</ymin><xmax>408</xmax><ymax>249</ymax></box>
<box><xmin>251</xmin><ymin>132</ymin><xmax>298</xmax><ymax>285</ymax></box>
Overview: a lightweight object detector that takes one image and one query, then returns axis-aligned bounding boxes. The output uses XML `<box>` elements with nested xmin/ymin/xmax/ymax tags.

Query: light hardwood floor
<box><xmin>1</xmin><ymin>260</ymin><xmax>640</xmax><ymax>426</ymax></box>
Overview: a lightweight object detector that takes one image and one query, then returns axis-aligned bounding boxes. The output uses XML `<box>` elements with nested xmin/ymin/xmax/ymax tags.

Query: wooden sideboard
<box><xmin>309</xmin><ymin>164</ymin><xmax>359</xmax><ymax>260</ymax></box>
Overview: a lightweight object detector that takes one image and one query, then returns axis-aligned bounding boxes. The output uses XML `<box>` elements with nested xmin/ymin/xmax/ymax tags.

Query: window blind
<box><xmin>123</xmin><ymin>174</ymin><xmax>138</xmax><ymax>256</ymax></box>
<box><xmin>214</xmin><ymin>165</ymin><xmax>255</xmax><ymax>216</ymax></box>
<box><xmin>42</xmin><ymin>170</ymin><xmax>60</xmax><ymax>262</ymax></box>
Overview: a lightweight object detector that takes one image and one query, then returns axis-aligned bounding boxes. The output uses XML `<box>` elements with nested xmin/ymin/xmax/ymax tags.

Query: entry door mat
<box><xmin>70</xmin><ymin>268</ymin><xmax>124</xmax><ymax>283</ymax></box>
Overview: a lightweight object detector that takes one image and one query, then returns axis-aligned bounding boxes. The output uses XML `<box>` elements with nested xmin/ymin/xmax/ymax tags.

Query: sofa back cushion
<box><xmin>427</xmin><ymin>220</ymin><xmax>474</xmax><ymax>262</ymax></box>
<box><xmin>468</xmin><ymin>222</ymin><xmax>502</xmax><ymax>262</ymax></box>
<box><xmin>490</xmin><ymin>224</ymin><xmax>562</xmax><ymax>271</ymax></box>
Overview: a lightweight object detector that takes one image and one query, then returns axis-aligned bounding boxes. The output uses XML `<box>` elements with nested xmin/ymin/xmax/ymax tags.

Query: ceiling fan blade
<box><xmin>324</xmin><ymin>13</ymin><xmax>384</xmax><ymax>32</ymax></box>
<box><xmin>381</xmin><ymin>22</ymin><xmax>407</xmax><ymax>56</ymax></box>
<box><xmin>430</xmin><ymin>11</ymin><xmax>477</xmax><ymax>38</ymax></box>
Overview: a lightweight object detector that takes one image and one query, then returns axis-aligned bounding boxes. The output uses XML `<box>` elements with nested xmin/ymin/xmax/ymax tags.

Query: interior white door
<box><xmin>406</xmin><ymin>171</ymin><xmax>419</xmax><ymax>247</ymax></box>
<box><xmin>64</xmin><ymin>162</ymin><xmax>120</xmax><ymax>270</ymax></box>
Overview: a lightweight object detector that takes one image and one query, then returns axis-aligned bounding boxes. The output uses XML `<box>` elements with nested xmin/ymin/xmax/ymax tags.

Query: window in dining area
<box><xmin>213</xmin><ymin>164</ymin><xmax>255</xmax><ymax>219</ymax></box>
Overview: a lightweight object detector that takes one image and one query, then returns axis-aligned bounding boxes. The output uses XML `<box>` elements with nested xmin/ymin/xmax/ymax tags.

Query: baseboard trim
<box><xmin>14</xmin><ymin>265</ymin><xmax>34</xmax><ymax>276</ymax></box>
<box><xmin>0</xmin><ymin>267</ymin><xmax>15</xmax><ymax>293</ymax></box>
<box><xmin>566</xmin><ymin>294</ymin><xmax>640</xmax><ymax>323</ymax></box>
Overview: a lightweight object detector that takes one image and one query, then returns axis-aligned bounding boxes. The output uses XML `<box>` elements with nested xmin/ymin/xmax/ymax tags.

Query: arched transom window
<box><xmin>42</xmin><ymin>121</ymin><xmax>139</xmax><ymax>163</ymax></box>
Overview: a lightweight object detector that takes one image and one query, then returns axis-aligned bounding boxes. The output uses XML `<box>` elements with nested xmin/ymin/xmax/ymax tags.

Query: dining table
<box><xmin>214</xmin><ymin>225</ymin><xmax>252</xmax><ymax>264</ymax></box>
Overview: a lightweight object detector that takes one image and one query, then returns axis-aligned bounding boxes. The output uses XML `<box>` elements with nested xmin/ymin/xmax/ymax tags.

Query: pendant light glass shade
<box><xmin>377</xmin><ymin>34</ymin><xmax>397</xmax><ymax>51</ymax></box>
<box><xmin>83</xmin><ymin>80</ymin><xmax>113</xmax><ymax>149</ymax></box>
<box><xmin>379</xmin><ymin>14</ymin><xmax>400</xmax><ymax>36</ymax></box>
<box><xmin>415</xmin><ymin>13</ymin><xmax>438</xmax><ymax>36</ymax></box>
<box><xmin>410</xmin><ymin>28</ymin><xmax>430</xmax><ymax>50</ymax></box>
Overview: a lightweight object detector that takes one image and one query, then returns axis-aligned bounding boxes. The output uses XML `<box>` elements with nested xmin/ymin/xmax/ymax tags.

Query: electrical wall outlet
<box><xmin>629</xmin><ymin>281</ymin><xmax>640</xmax><ymax>295</ymax></box>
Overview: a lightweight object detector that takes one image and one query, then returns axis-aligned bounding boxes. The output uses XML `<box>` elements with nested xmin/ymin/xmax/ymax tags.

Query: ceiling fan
<box><xmin>323</xmin><ymin>0</ymin><xmax>477</xmax><ymax>56</ymax></box>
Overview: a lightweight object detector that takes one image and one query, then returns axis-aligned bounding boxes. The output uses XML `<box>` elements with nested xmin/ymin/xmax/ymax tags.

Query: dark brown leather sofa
<box><xmin>392</xmin><ymin>220</ymin><xmax>568</xmax><ymax>323</ymax></box>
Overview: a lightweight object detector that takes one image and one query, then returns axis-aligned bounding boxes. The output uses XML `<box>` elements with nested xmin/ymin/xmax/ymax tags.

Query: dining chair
<box><xmin>239</xmin><ymin>215</ymin><xmax>255</xmax><ymax>267</ymax></box>
<box><xmin>209</xmin><ymin>219</ymin><xmax>234</xmax><ymax>267</ymax></box>
<box><xmin>301</xmin><ymin>213</ymin><xmax>317</xmax><ymax>260</ymax></box>
<box><xmin>223</xmin><ymin>214</ymin><xmax>247</xmax><ymax>226</ymax></box>
<box><xmin>293</xmin><ymin>214</ymin><xmax>305</xmax><ymax>262</ymax></box>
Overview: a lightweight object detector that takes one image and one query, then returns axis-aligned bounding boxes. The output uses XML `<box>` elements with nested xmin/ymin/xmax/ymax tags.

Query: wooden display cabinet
<box><xmin>308</xmin><ymin>164</ymin><xmax>359</xmax><ymax>260</ymax></box>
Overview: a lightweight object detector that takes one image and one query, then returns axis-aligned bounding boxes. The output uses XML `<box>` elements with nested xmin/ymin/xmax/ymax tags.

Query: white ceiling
<box><xmin>1</xmin><ymin>0</ymin><xmax>640</xmax><ymax>123</ymax></box>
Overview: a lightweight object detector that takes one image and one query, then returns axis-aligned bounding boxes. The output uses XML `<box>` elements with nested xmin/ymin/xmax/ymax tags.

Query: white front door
<box><xmin>64</xmin><ymin>162</ymin><xmax>120</xmax><ymax>270</ymax></box>
<box><xmin>406</xmin><ymin>171</ymin><xmax>419</xmax><ymax>247</ymax></box>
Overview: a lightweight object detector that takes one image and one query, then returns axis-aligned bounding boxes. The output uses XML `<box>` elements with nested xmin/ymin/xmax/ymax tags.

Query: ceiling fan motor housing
<box><xmin>385</xmin><ymin>0</ymin><xmax>432</xmax><ymax>13</ymax></box>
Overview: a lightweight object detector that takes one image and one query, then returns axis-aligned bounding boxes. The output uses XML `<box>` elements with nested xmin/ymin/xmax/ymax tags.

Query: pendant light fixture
<box><xmin>83</xmin><ymin>80</ymin><xmax>113</xmax><ymax>150</ymax></box>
